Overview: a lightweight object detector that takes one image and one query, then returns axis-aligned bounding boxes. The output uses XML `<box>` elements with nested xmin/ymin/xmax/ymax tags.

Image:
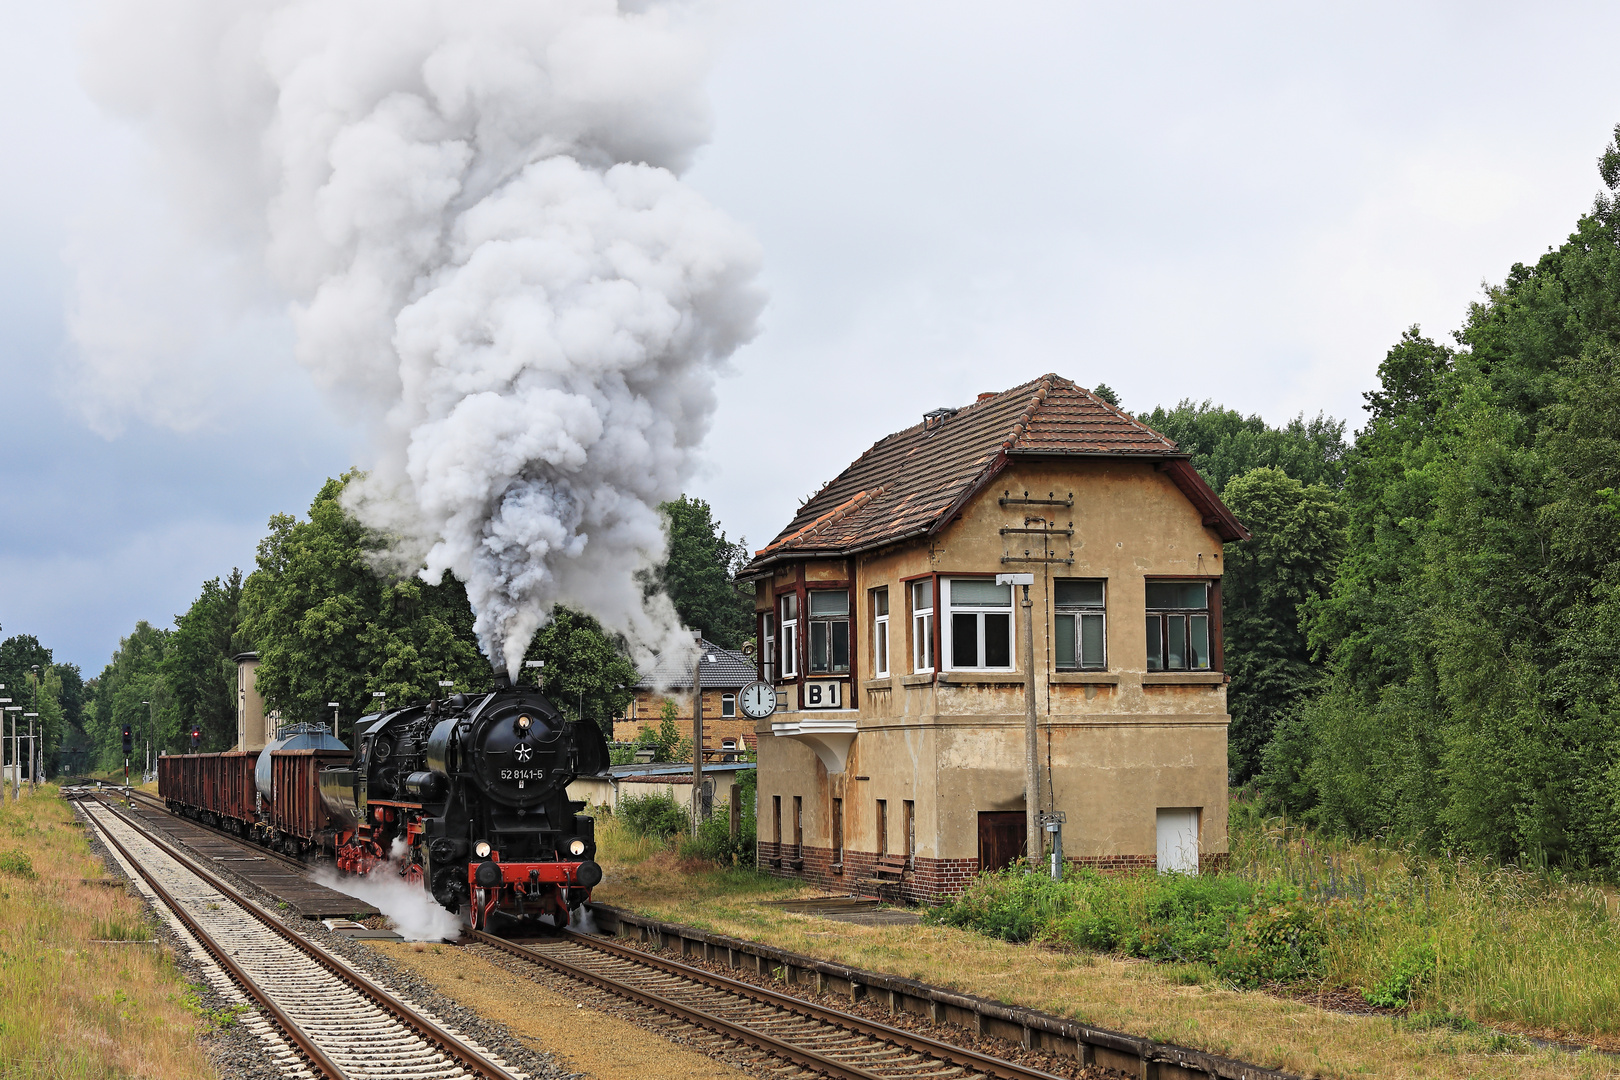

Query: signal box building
<box><xmin>741</xmin><ymin>375</ymin><xmax>1248</xmax><ymax>900</ymax></box>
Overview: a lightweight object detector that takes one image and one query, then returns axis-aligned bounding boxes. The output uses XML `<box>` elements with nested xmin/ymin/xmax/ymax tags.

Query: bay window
<box><xmin>945</xmin><ymin>577</ymin><xmax>1014</xmax><ymax>669</ymax></box>
<box><xmin>911</xmin><ymin>579</ymin><xmax>935</xmax><ymax>672</ymax></box>
<box><xmin>808</xmin><ymin>590</ymin><xmax>851</xmax><ymax>674</ymax></box>
<box><xmin>1054</xmin><ymin>579</ymin><xmax>1107</xmax><ymax>670</ymax></box>
<box><xmin>1146</xmin><ymin>581</ymin><xmax>1212</xmax><ymax>671</ymax></box>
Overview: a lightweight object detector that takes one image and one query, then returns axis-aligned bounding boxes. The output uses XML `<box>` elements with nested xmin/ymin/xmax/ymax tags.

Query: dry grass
<box><xmin>589</xmin><ymin>814</ymin><xmax>1620</xmax><ymax>1080</ymax></box>
<box><xmin>0</xmin><ymin>786</ymin><xmax>218</xmax><ymax>1079</ymax></box>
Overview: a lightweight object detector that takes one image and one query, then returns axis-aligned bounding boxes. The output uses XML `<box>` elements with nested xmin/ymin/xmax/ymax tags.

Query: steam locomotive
<box><xmin>159</xmin><ymin>674</ymin><xmax>610</xmax><ymax>931</ymax></box>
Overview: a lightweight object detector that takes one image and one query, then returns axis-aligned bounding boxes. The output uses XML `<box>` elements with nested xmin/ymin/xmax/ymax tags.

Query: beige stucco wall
<box><xmin>755</xmin><ymin>458</ymin><xmax>1231</xmax><ymax>875</ymax></box>
<box><xmin>235</xmin><ymin>655</ymin><xmax>268</xmax><ymax>753</ymax></box>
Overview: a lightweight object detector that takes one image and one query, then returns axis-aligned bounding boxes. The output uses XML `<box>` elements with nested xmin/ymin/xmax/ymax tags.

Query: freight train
<box><xmin>158</xmin><ymin>674</ymin><xmax>610</xmax><ymax>930</ymax></box>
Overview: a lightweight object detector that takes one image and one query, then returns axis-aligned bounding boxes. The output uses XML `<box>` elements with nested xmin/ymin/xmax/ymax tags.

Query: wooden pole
<box><xmin>730</xmin><ymin>783</ymin><xmax>741</xmax><ymax>841</ymax></box>
<box><xmin>1022</xmin><ymin>584</ymin><xmax>1039</xmax><ymax>869</ymax></box>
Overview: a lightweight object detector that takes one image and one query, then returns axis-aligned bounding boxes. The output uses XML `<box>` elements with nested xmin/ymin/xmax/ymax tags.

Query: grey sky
<box><xmin>2</xmin><ymin>1</ymin><xmax>1617</xmax><ymax>674</ymax></box>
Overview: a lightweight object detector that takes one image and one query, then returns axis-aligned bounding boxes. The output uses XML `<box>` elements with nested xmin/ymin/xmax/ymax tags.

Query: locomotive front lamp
<box><xmin>569</xmin><ymin>839</ymin><xmax>587</xmax><ymax>856</ymax></box>
<box><xmin>516</xmin><ymin>715</ymin><xmax>532</xmax><ymax>731</ymax></box>
<box><xmin>474</xmin><ymin>841</ymin><xmax>492</xmax><ymax>858</ymax></box>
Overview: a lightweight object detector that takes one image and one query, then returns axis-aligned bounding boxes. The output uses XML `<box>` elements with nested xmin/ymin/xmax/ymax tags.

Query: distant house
<box><xmin>612</xmin><ymin>638</ymin><xmax>759</xmax><ymax>759</ymax></box>
<box><xmin>739</xmin><ymin>374</ymin><xmax>1248</xmax><ymax>900</ymax></box>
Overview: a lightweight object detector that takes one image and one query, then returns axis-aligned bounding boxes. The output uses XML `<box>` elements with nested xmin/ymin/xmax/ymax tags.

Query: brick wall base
<box><xmin>759</xmin><ymin>842</ymin><xmax>1232</xmax><ymax>900</ymax></box>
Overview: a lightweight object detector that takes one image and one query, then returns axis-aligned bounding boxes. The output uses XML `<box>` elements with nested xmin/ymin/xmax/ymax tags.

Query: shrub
<box><xmin>0</xmin><ymin>848</ymin><xmax>35</xmax><ymax>879</ymax></box>
<box><xmin>618</xmin><ymin>792</ymin><xmax>689</xmax><ymax>839</ymax></box>
<box><xmin>1364</xmin><ymin>940</ymin><xmax>1437</xmax><ymax>1007</ymax></box>
<box><xmin>1216</xmin><ymin>903</ymin><xmax>1326</xmax><ymax>987</ymax></box>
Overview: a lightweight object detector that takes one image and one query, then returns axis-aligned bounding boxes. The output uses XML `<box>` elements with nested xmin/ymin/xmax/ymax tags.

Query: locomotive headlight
<box><xmin>517</xmin><ymin>715</ymin><xmax>532</xmax><ymax>731</ymax></box>
<box><xmin>569</xmin><ymin>839</ymin><xmax>586</xmax><ymax>856</ymax></box>
<box><xmin>474</xmin><ymin>840</ymin><xmax>492</xmax><ymax>859</ymax></box>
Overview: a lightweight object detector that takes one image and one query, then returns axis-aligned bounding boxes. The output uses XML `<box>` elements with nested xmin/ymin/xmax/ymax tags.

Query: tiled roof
<box><xmin>634</xmin><ymin>639</ymin><xmax>757</xmax><ymax>690</ymax></box>
<box><xmin>742</xmin><ymin>374</ymin><xmax>1247</xmax><ymax>575</ymax></box>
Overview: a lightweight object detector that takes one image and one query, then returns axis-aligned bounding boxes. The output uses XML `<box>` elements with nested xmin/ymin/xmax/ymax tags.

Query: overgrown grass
<box><xmin>0</xmin><ymin>787</ymin><xmax>217</xmax><ymax>1078</ymax></box>
<box><xmin>929</xmin><ymin>799</ymin><xmax>1620</xmax><ymax>1041</ymax></box>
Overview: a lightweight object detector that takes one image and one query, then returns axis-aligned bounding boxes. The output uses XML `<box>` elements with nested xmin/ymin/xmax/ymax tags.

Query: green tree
<box><xmin>1273</xmin><ymin>123</ymin><xmax>1620</xmax><ymax>865</ymax></box>
<box><xmin>162</xmin><ymin>570</ymin><xmax>244</xmax><ymax>753</ymax></box>
<box><xmin>1220</xmin><ymin>468</ymin><xmax>1347</xmax><ymax>783</ymax></box>
<box><xmin>647</xmin><ymin>495</ymin><xmax>755</xmax><ymax>649</ymax></box>
<box><xmin>525</xmin><ymin>606</ymin><xmax>636</xmax><ymax>736</ymax></box>
<box><xmin>90</xmin><ymin>622</ymin><xmax>171</xmax><ymax>772</ymax></box>
<box><xmin>238</xmin><ymin>474</ymin><xmax>491</xmax><ymax>736</ymax></box>
<box><xmin>1142</xmin><ymin>401</ymin><xmax>1349</xmax><ymax>493</ymax></box>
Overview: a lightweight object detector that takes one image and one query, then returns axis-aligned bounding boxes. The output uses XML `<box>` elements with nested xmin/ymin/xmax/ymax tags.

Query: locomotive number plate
<box><xmin>501</xmin><ymin>769</ymin><xmax>547</xmax><ymax>780</ymax></box>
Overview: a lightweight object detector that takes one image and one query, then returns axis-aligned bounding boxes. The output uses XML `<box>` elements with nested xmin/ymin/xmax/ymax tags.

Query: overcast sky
<box><xmin>3</xmin><ymin>1</ymin><xmax>1618</xmax><ymax>675</ymax></box>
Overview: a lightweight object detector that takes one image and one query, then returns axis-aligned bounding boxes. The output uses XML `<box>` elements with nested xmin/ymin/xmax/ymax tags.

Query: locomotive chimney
<box><xmin>493</xmin><ymin>672</ymin><xmax>512</xmax><ymax>690</ymax></box>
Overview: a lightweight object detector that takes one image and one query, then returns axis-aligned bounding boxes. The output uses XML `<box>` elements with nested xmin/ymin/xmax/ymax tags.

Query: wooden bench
<box><xmin>855</xmin><ymin>854</ymin><xmax>909</xmax><ymax>901</ymax></box>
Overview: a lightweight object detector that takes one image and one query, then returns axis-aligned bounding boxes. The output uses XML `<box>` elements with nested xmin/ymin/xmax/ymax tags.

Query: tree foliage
<box><xmin>161</xmin><ymin>570</ymin><xmax>245</xmax><ymax>753</ymax></box>
<box><xmin>237</xmin><ymin>474</ymin><xmax>493</xmax><ymax>736</ymax></box>
<box><xmin>1143</xmin><ymin>401</ymin><xmax>1349</xmax><ymax>493</ymax></box>
<box><xmin>1219</xmin><ymin>469</ymin><xmax>1346</xmax><ymax>782</ymax></box>
<box><xmin>1263</xmin><ymin>124</ymin><xmax>1620</xmax><ymax>867</ymax></box>
<box><xmin>646</xmin><ymin>495</ymin><xmax>755</xmax><ymax>649</ymax></box>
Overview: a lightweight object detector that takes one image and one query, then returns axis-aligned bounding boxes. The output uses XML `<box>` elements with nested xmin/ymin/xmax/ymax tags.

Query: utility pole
<box><xmin>0</xmin><ymin>689</ymin><xmax>7</xmax><ymax>806</ymax></box>
<box><xmin>24</xmin><ymin>714</ymin><xmax>38</xmax><ymax>793</ymax></box>
<box><xmin>0</xmin><ymin>686</ymin><xmax>8</xmax><ymax>807</ymax></box>
<box><xmin>692</xmin><ymin>630</ymin><xmax>704</xmax><ymax>837</ymax></box>
<box><xmin>999</xmin><ymin>574</ymin><xmax>1040</xmax><ymax>869</ymax></box>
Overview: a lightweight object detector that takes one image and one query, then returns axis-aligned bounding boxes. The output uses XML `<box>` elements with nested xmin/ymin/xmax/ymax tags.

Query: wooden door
<box><xmin>977</xmin><ymin>811</ymin><xmax>1026</xmax><ymax>873</ymax></box>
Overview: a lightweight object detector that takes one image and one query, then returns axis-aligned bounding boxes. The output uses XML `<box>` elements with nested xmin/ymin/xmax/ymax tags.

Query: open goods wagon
<box><xmin>159</xmin><ymin>751</ymin><xmax>255</xmax><ymax>834</ymax></box>
<box><xmin>266</xmin><ymin>748</ymin><xmax>352</xmax><ymax>851</ymax></box>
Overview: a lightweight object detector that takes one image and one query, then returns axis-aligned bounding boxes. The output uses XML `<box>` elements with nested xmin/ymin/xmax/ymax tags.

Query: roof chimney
<box><xmin>922</xmin><ymin>406</ymin><xmax>958</xmax><ymax>430</ymax></box>
<box><xmin>977</xmin><ymin>392</ymin><xmax>996</xmax><ymax>402</ymax></box>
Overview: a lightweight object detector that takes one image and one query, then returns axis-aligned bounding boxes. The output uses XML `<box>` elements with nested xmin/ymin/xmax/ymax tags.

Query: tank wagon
<box><xmin>160</xmin><ymin>674</ymin><xmax>610</xmax><ymax>930</ymax></box>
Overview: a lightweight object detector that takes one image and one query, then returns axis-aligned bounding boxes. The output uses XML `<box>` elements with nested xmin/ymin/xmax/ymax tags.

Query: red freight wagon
<box><xmin>159</xmin><ymin>752</ymin><xmax>255</xmax><ymax>835</ymax></box>
<box><xmin>268</xmin><ymin>749</ymin><xmax>352</xmax><ymax>846</ymax></box>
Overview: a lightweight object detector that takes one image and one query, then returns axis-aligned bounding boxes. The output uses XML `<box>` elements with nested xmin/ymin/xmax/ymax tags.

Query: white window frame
<box><xmin>910</xmin><ymin>579</ymin><xmax>935</xmax><ymax>673</ymax></box>
<box><xmin>780</xmin><ymin>594</ymin><xmax>799</xmax><ymax>679</ymax></box>
<box><xmin>761</xmin><ymin>613</ymin><xmax>776</xmax><ymax>683</ymax></box>
<box><xmin>721</xmin><ymin>692</ymin><xmax>736</xmax><ymax>717</ymax></box>
<box><xmin>942</xmin><ymin>577</ymin><xmax>1016</xmax><ymax>671</ymax></box>
<box><xmin>873</xmin><ymin>588</ymin><xmax>890</xmax><ymax>677</ymax></box>
<box><xmin>1054</xmin><ymin>579</ymin><xmax>1108</xmax><ymax>672</ymax></box>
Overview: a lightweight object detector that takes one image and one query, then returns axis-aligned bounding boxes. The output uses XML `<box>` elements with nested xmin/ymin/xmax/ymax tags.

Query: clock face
<box><xmin>739</xmin><ymin>680</ymin><xmax>778</xmax><ymax>719</ymax></box>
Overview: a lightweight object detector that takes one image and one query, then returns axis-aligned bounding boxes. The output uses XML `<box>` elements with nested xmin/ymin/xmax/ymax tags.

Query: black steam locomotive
<box><xmin>160</xmin><ymin>673</ymin><xmax>610</xmax><ymax>932</ymax></box>
<box><xmin>319</xmin><ymin>675</ymin><xmax>611</xmax><ymax>929</ymax></box>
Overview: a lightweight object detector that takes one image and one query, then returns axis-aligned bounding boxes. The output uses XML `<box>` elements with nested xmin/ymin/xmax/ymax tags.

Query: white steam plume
<box><xmin>74</xmin><ymin>0</ymin><xmax>764</xmax><ymax>674</ymax></box>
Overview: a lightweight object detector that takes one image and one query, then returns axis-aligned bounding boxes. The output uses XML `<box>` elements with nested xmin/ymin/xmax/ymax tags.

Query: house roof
<box><xmin>741</xmin><ymin>374</ymin><xmax>1248</xmax><ymax>577</ymax></box>
<box><xmin>633</xmin><ymin>639</ymin><xmax>757</xmax><ymax>691</ymax></box>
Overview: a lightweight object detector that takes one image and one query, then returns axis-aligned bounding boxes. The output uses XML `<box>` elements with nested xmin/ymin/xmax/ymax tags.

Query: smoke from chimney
<box><xmin>71</xmin><ymin>0</ymin><xmax>765</xmax><ymax>678</ymax></box>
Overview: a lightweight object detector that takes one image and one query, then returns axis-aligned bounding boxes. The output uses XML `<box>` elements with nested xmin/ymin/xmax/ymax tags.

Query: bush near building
<box><xmin>925</xmin><ymin>803</ymin><xmax>1620</xmax><ymax>1040</ymax></box>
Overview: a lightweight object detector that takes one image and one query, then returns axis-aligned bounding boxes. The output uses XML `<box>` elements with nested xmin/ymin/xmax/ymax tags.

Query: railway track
<box><xmin>467</xmin><ymin>926</ymin><xmax>1078</xmax><ymax>1080</ymax></box>
<box><xmin>79</xmin><ymin>795</ymin><xmax>525</xmax><ymax>1080</ymax></box>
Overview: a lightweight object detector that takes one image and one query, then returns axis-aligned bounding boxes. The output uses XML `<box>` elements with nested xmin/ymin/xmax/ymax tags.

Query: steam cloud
<box><xmin>73</xmin><ymin>0</ymin><xmax>765</xmax><ymax>674</ymax></box>
<box><xmin>314</xmin><ymin>839</ymin><xmax>461</xmax><ymax>941</ymax></box>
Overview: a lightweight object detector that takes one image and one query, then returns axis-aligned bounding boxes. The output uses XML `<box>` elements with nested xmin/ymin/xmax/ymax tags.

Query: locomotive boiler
<box><xmin>318</xmin><ymin>675</ymin><xmax>611</xmax><ymax>929</ymax></box>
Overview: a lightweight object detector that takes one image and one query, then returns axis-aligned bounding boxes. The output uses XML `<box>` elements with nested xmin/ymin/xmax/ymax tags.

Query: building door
<box><xmin>1156</xmin><ymin>808</ymin><xmax>1199</xmax><ymax>873</ymax></box>
<box><xmin>977</xmin><ymin>811</ymin><xmax>1026</xmax><ymax>873</ymax></box>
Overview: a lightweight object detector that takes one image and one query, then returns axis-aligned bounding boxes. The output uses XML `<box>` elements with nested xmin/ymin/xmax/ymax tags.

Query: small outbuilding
<box><xmin>739</xmin><ymin>374</ymin><xmax>1248</xmax><ymax>900</ymax></box>
<box><xmin>569</xmin><ymin>761</ymin><xmax>756</xmax><ymax>820</ymax></box>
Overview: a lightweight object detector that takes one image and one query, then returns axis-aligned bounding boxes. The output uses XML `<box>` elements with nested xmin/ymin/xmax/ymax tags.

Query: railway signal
<box><xmin>122</xmin><ymin>723</ymin><xmax>133</xmax><ymax>796</ymax></box>
<box><xmin>190</xmin><ymin>726</ymin><xmax>202</xmax><ymax>752</ymax></box>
